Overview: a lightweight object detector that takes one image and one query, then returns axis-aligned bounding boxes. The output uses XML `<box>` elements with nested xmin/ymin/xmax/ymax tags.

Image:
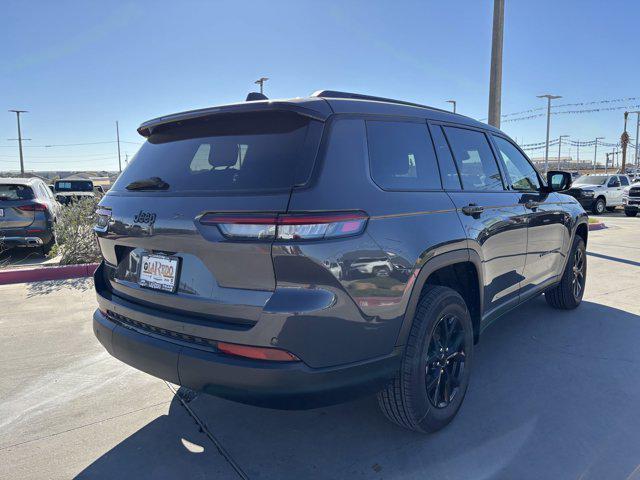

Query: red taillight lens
<box><xmin>217</xmin><ymin>342</ymin><xmax>299</xmax><ymax>362</ymax></box>
<box><xmin>200</xmin><ymin>211</ymin><xmax>368</xmax><ymax>241</ymax></box>
<box><xmin>18</xmin><ymin>202</ymin><xmax>48</xmax><ymax>212</ymax></box>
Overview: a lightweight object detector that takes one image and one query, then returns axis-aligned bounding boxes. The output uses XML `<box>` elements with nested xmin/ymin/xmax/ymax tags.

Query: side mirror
<box><xmin>546</xmin><ymin>170</ymin><xmax>572</xmax><ymax>192</ymax></box>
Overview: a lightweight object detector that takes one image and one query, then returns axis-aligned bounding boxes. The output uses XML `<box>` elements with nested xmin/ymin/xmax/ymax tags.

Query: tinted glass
<box><xmin>608</xmin><ymin>177</ymin><xmax>620</xmax><ymax>187</ymax></box>
<box><xmin>443</xmin><ymin>127</ymin><xmax>504</xmax><ymax>191</ymax></box>
<box><xmin>366</xmin><ymin>121</ymin><xmax>441</xmax><ymax>190</ymax></box>
<box><xmin>492</xmin><ymin>136</ymin><xmax>540</xmax><ymax>191</ymax></box>
<box><xmin>574</xmin><ymin>176</ymin><xmax>607</xmax><ymax>185</ymax></box>
<box><xmin>430</xmin><ymin>126</ymin><xmax>461</xmax><ymax>190</ymax></box>
<box><xmin>0</xmin><ymin>184</ymin><xmax>34</xmax><ymax>200</ymax></box>
<box><xmin>112</xmin><ymin>112</ymin><xmax>322</xmax><ymax>193</ymax></box>
<box><xmin>620</xmin><ymin>176</ymin><xmax>630</xmax><ymax>186</ymax></box>
<box><xmin>55</xmin><ymin>180</ymin><xmax>93</xmax><ymax>191</ymax></box>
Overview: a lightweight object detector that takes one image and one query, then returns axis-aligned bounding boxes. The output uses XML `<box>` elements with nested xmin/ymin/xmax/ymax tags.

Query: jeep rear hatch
<box><xmin>96</xmin><ymin>110</ymin><xmax>323</xmax><ymax>325</ymax></box>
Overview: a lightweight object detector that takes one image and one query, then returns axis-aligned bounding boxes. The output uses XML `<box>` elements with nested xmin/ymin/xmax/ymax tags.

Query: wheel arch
<box><xmin>395</xmin><ymin>250</ymin><xmax>484</xmax><ymax>348</ymax></box>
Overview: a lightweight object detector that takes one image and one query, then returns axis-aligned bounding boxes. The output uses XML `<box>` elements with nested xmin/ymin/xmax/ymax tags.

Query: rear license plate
<box><xmin>138</xmin><ymin>254</ymin><xmax>180</xmax><ymax>293</ymax></box>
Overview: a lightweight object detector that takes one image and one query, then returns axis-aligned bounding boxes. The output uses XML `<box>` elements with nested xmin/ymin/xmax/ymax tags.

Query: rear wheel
<box><xmin>41</xmin><ymin>236</ymin><xmax>54</xmax><ymax>256</ymax></box>
<box><xmin>545</xmin><ymin>236</ymin><xmax>586</xmax><ymax>309</ymax></box>
<box><xmin>377</xmin><ymin>285</ymin><xmax>473</xmax><ymax>433</ymax></box>
<box><xmin>592</xmin><ymin>198</ymin><xmax>606</xmax><ymax>215</ymax></box>
<box><xmin>625</xmin><ymin>209</ymin><xmax>638</xmax><ymax>217</ymax></box>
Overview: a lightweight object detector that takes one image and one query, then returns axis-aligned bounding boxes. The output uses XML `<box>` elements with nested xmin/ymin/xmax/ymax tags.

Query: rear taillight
<box><xmin>18</xmin><ymin>202</ymin><xmax>48</xmax><ymax>212</ymax></box>
<box><xmin>200</xmin><ymin>211</ymin><xmax>368</xmax><ymax>241</ymax></box>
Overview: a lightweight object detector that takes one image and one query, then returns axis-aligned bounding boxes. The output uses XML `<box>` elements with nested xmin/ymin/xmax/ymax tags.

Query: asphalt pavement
<box><xmin>1</xmin><ymin>214</ymin><xmax>640</xmax><ymax>479</ymax></box>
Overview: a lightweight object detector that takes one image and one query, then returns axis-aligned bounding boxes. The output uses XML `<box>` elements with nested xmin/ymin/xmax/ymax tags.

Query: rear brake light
<box><xmin>200</xmin><ymin>211</ymin><xmax>368</xmax><ymax>241</ymax></box>
<box><xmin>217</xmin><ymin>342</ymin><xmax>299</xmax><ymax>362</ymax></box>
<box><xmin>18</xmin><ymin>203</ymin><xmax>48</xmax><ymax>212</ymax></box>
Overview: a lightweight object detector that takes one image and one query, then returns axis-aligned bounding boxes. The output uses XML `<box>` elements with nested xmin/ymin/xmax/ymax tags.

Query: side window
<box><xmin>608</xmin><ymin>176</ymin><xmax>620</xmax><ymax>187</ymax></box>
<box><xmin>492</xmin><ymin>136</ymin><xmax>541</xmax><ymax>191</ymax></box>
<box><xmin>619</xmin><ymin>176</ymin><xmax>630</xmax><ymax>186</ymax></box>
<box><xmin>430</xmin><ymin>125</ymin><xmax>461</xmax><ymax>190</ymax></box>
<box><xmin>443</xmin><ymin>127</ymin><xmax>504</xmax><ymax>191</ymax></box>
<box><xmin>366</xmin><ymin>121</ymin><xmax>441</xmax><ymax>190</ymax></box>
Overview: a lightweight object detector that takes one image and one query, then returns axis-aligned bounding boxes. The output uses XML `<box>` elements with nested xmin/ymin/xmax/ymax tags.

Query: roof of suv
<box><xmin>0</xmin><ymin>177</ymin><xmax>42</xmax><ymax>185</ymax></box>
<box><xmin>137</xmin><ymin>90</ymin><xmax>498</xmax><ymax>137</ymax></box>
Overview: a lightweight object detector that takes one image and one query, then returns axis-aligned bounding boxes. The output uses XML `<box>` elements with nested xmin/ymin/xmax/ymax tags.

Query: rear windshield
<box><xmin>573</xmin><ymin>176</ymin><xmax>607</xmax><ymax>186</ymax></box>
<box><xmin>0</xmin><ymin>184</ymin><xmax>34</xmax><ymax>200</ymax></box>
<box><xmin>111</xmin><ymin>111</ymin><xmax>323</xmax><ymax>194</ymax></box>
<box><xmin>55</xmin><ymin>180</ymin><xmax>93</xmax><ymax>191</ymax></box>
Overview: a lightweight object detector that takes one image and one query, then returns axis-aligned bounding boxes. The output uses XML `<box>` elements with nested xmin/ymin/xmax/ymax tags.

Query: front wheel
<box><xmin>625</xmin><ymin>209</ymin><xmax>638</xmax><ymax>217</ymax></box>
<box><xmin>545</xmin><ymin>236</ymin><xmax>586</xmax><ymax>309</ymax></box>
<box><xmin>592</xmin><ymin>198</ymin><xmax>606</xmax><ymax>215</ymax></box>
<box><xmin>378</xmin><ymin>285</ymin><xmax>473</xmax><ymax>433</ymax></box>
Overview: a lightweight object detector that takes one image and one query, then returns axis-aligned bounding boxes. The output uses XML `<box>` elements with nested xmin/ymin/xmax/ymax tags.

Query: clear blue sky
<box><xmin>1</xmin><ymin>0</ymin><xmax>638</xmax><ymax>171</ymax></box>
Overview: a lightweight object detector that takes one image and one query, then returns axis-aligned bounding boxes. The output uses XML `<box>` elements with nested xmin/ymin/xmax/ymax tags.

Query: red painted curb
<box><xmin>0</xmin><ymin>263</ymin><xmax>99</xmax><ymax>286</ymax></box>
<box><xmin>588</xmin><ymin>222</ymin><xmax>606</xmax><ymax>231</ymax></box>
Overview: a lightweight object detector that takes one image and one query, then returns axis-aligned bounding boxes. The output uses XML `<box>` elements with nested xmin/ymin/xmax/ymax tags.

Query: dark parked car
<box><xmin>0</xmin><ymin>177</ymin><xmax>60</xmax><ymax>254</ymax></box>
<box><xmin>92</xmin><ymin>90</ymin><xmax>588</xmax><ymax>433</ymax></box>
<box><xmin>54</xmin><ymin>179</ymin><xmax>95</xmax><ymax>205</ymax></box>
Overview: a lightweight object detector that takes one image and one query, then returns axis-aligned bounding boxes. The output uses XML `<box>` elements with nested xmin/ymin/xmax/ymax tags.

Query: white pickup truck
<box><xmin>564</xmin><ymin>174</ymin><xmax>631</xmax><ymax>214</ymax></box>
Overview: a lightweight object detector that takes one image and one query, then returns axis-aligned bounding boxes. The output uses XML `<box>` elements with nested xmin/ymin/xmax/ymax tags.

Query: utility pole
<box><xmin>537</xmin><ymin>94</ymin><xmax>562</xmax><ymax>174</ymax></box>
<box><xmin>488</xmin><ymin>0</ymin><xmax>505</xmax><ymax>128</ymax></box>
<box><xmin>630</xmin><ymin>111</ymin><xmax>640</xmax><ymax>172</ymax></box>
<box><xmin>593</xmin><ymin>137</ymin><xmax>604</xmax><ymax>172</ymax></box>
<box><xmin>605</xmin><ymin>152</ymin><xmax>610</xmax><ymax>174</ymax></box>
<box><xmin>254</xmin><ymin>77</ymin><xmax>269</xmax><ymax>94</ymax></box>
<box><xmin>116</xmin><ymin>121</ymin><xmax>122</xmax><ymax>173</ymax></box>
<box><xmin>557</xmin><ymin>135</ymin><xmax>569</xmax><ymax>169</ymax></box>
<box><xmin>9</xmin><ymin>110</ymin><xmax>28</xmax><ymax>174</ymax></box>
<box><xmin>446</xmin><ymin>100</ymin><xmax>457</xmax><ymax>114</ymax></box>
<box><xmin>621</xmin><ymin>111</ymin><xmax>629</xmax><ymax>174</ymax></box>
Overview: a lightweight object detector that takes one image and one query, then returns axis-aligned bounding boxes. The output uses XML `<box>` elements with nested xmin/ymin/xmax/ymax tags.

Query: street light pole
<box><xmin>593</xmin><ymin>137</ymin><xmax>604</xmax><ymax>172</ymax></box>
<box><xmin>116</xmin><ymin>121</ymin><xmax>122</xmax><ymax>173</ymax></box>
<box><xmin>446</xmin><ymin>100</ymin><xmax>457</xmax><ymax>114</ymax></box>
<box><xmin>254</xmin><ymin>77</ymin><xmax>269</xmax><ymax>95</ymax></box>
<box><xmin>9</xmin><ymin>110</ymin><xmax>27</xmax><ymax>174</ymax></box>
<box><xmin>557</xmin><ymin>135</ymin><xmax>569</xmax><ymax>169</ymax></box>
<box><xmin>537</xmin><ymin>94</ymin><xmax>562</xmax><ymax>174</ymax></box>
<box><xmin>488</xmin><ymin>0</ymin><xmax>505</xmax><ymax>128</ymax></box>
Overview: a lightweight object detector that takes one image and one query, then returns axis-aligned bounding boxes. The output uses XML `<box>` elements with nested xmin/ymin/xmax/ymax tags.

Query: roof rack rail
<box><xmin>311</xmin><ymin>90</ymin><xmax>448</xmax><ymax>113</ymax></box>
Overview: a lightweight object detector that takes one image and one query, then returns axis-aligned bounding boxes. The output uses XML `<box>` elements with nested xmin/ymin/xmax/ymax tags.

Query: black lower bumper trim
<box><xmin>93</xmin><ymin>309</ymin><xmax>401</xmax><ymax>409</ymax></box>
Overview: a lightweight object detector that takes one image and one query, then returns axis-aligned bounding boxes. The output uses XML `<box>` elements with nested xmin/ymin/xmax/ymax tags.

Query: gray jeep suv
<box><xmin>92</xmin><ymin>91</ymin><xmax>588</xmax><ymax>432</ymax></box>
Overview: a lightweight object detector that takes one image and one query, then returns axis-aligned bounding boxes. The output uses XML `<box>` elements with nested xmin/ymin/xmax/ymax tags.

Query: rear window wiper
<box><xmin>125</xmin><ymin>177</ymin><xmax>170</xmax><ymax>191</ymax></box>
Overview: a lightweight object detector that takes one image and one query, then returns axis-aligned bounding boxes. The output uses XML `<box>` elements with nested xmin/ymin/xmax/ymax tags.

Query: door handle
<box><xmin>524</xmin><ymin>200</ymin><xmax>539</xmax><ymax>210</ymax></box>
<box><xmin>461</xmin><ymin>204</ymin><xmax>484</xmax><ymax>216</ymax></box>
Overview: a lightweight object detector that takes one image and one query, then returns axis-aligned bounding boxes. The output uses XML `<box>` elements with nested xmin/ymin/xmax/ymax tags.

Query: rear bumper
<box><xmin>93</xmin><ymin>309</ymin><xmax>401</xmax><ymax>408</ymax></box>
<box><xmin>0</xmin><ymin>235</ymin><xmax>44</xmax><ymax>247</ymax></box>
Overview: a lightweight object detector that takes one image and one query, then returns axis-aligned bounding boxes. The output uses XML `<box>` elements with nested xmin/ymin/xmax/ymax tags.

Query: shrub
<box><xmin>49</xmin><ymin>197</ymin><xmax>101</xmax><ymax>265</ymax></box>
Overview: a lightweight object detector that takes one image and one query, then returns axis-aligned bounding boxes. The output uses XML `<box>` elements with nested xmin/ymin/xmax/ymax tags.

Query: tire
<box><xmin>625</xmin><ymin>209</ymin><xmax>638</xmax><ymax>217</ymax></box>
<box><xmin>545</xmin><ymin>236</ymin><xmax>586</xmax><ymax>310</ymax></box>
<box><xmin>377</xmin><ymin>285</ymin><xmax>474</xmax><ymax>433</ymax></box>
<box><xmin>592</xmin><ymin>198</ymin><xmax>606</xmax><ymax>215</ymax></box>
<box><xmin>41</xmin><ymin>237</ymin><xmax>54</xmax><ymax>256</ymax></box>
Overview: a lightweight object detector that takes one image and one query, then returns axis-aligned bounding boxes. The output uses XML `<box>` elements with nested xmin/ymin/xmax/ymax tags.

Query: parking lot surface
<box><xmin>1</xmin><ymin>214</ymin><xmax>639</xmax><ymax>479</ymax></box>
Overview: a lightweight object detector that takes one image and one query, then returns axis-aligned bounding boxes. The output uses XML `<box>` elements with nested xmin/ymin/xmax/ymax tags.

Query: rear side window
<box><xmin>443</xmin><ymin>127</ymin><xmax>504</xmax><ymax>191</ymax></box>
<box><xmin>366</xmin><ymin>121</ymin><xmax>441</xmax><ymax>190</ymax></box>
<box><xmin>430</xmin><ymin>125</ymin><xmax>461</xmax><ymax>190</ymax></box>
<box><xmin>112</xmin><ymin>111</ymin><xmax>323</xmax><ymax>193</ymax></box>
<box><xmin>620</xmin><ymin>176</ymin><xmax>630</xmax><ymax>186</ymax></box>
<box><xmin>0</xmin><ymin>184</ymin><xmax>34</xmax><ymax>200</ymax></box>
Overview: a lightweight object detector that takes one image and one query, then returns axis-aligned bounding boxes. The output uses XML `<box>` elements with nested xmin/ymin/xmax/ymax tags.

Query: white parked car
<box><xmin>564</xmin><ymin>174</ymin><xmax>631</xmax><ymax>214</ymax></box>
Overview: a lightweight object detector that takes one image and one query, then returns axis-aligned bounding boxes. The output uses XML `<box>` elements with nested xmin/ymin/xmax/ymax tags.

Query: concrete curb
<box><xmin>0</xmin><ymin>263</ymin><xmax>99</xmax><ymax>285</ymax></box>
<box><xmin>588</xmin><ymin>222</ymin><xmax>607</xmax><ymax>231</ymax></box>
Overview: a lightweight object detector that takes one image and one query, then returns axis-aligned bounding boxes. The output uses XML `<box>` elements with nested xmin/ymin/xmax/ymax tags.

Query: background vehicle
<box><xmin>623</xmin><ymin>182</ymin><xmax>640</xmax><ymax>217</ymax></box>
<box><xmin>92</xmin><ymin>91</ymin><xmax>588</xmax><ymax>433</ymax></box>
<box><xmin>54</xmin><ymin>179</ymin><xmax>95</xmax><ymax>205</ymax></box>
<box><xmin>564</xmin><ymin>173</ymin><xmax>630</xmax><ymax>214</ymax></box>
<box><xmin>0</xmin><ymin>177</ymin><xmax>60</xmax><ymax>254</ymax></box>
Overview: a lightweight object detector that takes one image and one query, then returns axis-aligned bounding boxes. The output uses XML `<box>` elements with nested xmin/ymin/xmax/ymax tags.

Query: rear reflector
<box><xmin>200</xmin><ymin>211</ymin><xmax>368</xmax><ymax>241</ymax></box>
<box><xmin>217</xmin><ymin>342</ymin><xmax>299</xmax><ymax>362</ymax></box>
